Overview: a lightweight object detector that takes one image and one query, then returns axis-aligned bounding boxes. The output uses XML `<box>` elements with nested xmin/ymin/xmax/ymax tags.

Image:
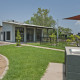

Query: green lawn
<box><xmin>0</xmin><ymin>45</ymin><xmax>64</xmax><ymax>80</ymax></box>
<box><xmin>27</xmin><ymin>42</ymin><xmax>66</xmax><ymax>50</ymax></box>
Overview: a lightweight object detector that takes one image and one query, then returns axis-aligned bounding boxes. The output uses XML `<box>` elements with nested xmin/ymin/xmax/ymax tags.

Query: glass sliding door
<box><xmin>26</xmin><ymin>28</ymin><xmax>34</xmax><ymax>42</ymax></box>
<box><xmin>15</xmin><ymin>27</ymin><xmax>24</xmax><ymax>42</ymax></box>
<box><xmin>36</xmin><ymin>29</ymin><xmax>42</xmax><ymax>41</ymax></box>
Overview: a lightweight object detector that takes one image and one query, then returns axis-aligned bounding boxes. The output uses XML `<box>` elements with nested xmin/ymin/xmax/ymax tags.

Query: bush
<box><xmin>66</xmin><ymin>39</ymin><xmax>72</xmax><ymax>45</ymax></box>
<box><xmin>16</xmin><ymin>30</ymin><xmax>21</xmax><ymax>46</ymax></box>
<box><xmin>49</xmin><ymin>33</ymin><xmax>56</xmax><ymax>45</ymax></box>
<box><xmin>69</xmin><ymin>35</ymin><xmax>75</xmax><ymax>42</ymax></box>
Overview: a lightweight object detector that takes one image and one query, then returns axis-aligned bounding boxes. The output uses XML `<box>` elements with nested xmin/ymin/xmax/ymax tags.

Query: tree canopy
<box><xmin>25</xmin><ymin>8</ymin><xmax>56</xmax><ymax>27</ymax></box>
<box><xmin>58</xmin><ymin>26</ymin><xmax>72</xmax><ymax>35</ymax></box>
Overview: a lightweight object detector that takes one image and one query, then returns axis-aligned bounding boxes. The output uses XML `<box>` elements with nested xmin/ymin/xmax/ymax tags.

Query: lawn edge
<box><xmin>0</xmin><ymin>54</ymin><xmax>9</xmax><ymax>79</ymax></box>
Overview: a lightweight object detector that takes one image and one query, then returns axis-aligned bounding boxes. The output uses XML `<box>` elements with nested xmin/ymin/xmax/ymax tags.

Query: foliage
<box><xmin>74</xmin><ymin>35</ymin><xmax>80</xmax><ymax>46</ymax></box>
<box><xmin>25</xmin><ymin>8</ymin><xmax>56</xmax><ymax>27</ymax></box>
<box><xmin>49</xmin><ymin>33</ymin><xmax>56</xmax><ymax>39</ymax></box>
<box><xmin>0</xmin><ymin>45</ymin><xmax>64</xmax><ymax>80</ymax></box>
<box><xmin>49</xmin><ymin>33</ymin><xmax>56</xmax><ymax>44</ymax></box>
<box><xmin>66</xmin><ymin>39</ymin><xmax>72</xmax><ymax>42</ymax></box>
<box><xmin>74</xmin><ymin>35</ymin><xmax>80</xmax><ymax>39</ymax></box>
<box><xmin>69</xmin><ymin>35</ymin><xmax>75</xmax><ymax>41</ymax></box>
<box><xmin>66</xmin><ymin>39</ymin><xmax>72</xmax><ymax>45</ymax></box>
<box><xmin>58</xmin><ymin>26</ymin><xmax>72</xmax><ymax>38</ymax></box>
<box><xmin>16</xmin><ymin>30</ymin><xmax>21</xmax><ymax>46</ymax></box>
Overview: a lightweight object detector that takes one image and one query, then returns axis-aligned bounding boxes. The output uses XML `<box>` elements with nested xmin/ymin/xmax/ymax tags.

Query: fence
<box><xmin>40</xmin><ymin>37</ymin><xmax>80</xmax><ymax>47</ymax></box>
<box><xmin>40</xmin><ymin>37</ymin><xmax>57</xmax><ymax>45</ymax></box>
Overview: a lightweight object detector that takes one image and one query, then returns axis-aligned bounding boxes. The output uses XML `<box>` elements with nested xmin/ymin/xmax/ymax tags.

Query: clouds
<box><xmin>75</xmin><ymin>20</ymin><xmax>80</xmax><ymax>25</ymax></box>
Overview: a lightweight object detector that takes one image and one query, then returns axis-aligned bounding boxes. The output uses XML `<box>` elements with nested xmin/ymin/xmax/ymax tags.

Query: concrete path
<box><xmin>41</xmin><ymin>63</ymin><xmax>66</xmax><ymax>80</ymax></box>
<box><xmin>0</xmin><ymin>41</ymin><xmax>14</xmax><ymax>46</ymax></box>
<box><xmin>22</xmin><ymin>44</ymin><xmax>64</xmax><ymax>52</ymax></box>
<box><xmin>0</xmin><ymin>54</ymin><xmax>9</xmax><ymax>79</ymax></box>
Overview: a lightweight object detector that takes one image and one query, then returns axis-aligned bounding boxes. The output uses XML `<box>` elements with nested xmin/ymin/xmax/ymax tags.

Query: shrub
<box><xmin>66</xmin><ymin>39</ymin><xmax>71</xmax><ymax>45</ymax></box>
<box><xmin>69</xmin><ymin>35</ymin><xmax>75</xmax><ymax>42</ymax></box>
<box><xmin>49</xmin><ymin>33</ymin><xmax>56</xmax><ymax>45</ymax></box>
<box><xmin>16</xmin><ymin>30</ymin><xmax>21</xmax><ymax>46</ymax></box>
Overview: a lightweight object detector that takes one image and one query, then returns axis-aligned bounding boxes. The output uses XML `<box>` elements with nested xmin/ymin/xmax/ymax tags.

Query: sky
<box><xmin>0</xmin><ymin>0</ymin><xmax>80</xmax><ymax>34</ymax></box>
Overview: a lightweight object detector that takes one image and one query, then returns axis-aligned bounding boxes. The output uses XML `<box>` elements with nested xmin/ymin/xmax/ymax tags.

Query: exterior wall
<box><xmin>0</xmin><ymin>27</ymin><xmax>2</xmax><ymax>41</ymax></box>
<box><xmin>11</xmin><ymin>25</ymin><xmax>15</xmax><ymax>42</ymax></box>
<box><xmin>2</xmin><ymin>23</ymin><xmax>13</xmax><ymax>42</ymax></box>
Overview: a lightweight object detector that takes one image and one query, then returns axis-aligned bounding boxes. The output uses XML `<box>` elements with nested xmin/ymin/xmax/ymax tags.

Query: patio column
<box><xmin>42</xmin><ymin>29</ymin><xmax>43</xmax><ymax>37</ymax></box>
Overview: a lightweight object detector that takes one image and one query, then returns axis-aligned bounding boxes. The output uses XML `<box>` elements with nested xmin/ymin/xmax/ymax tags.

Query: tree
<box><xmin>64</xmin><ymin>28</ymin><xmax>72</xmax><ymax>34</ymax></box>
<box><xmin>16</xmin><ymin>30</ymin><xmax>21</xmax><ymax>46</ymax></box>
<box><xmin>25</xmin><ymin>8</ymin><xmax>56</xmax><ymax>27</ymax></box>
<box><xmin>58</xmin><ymin>26</ymin><xmax>72</xmax><ymax>38</ymax></box>
<box><xmin>74</xmin><ymin>35</ymin><xmax>80</xmax><ymax>46</ymax></box>
<box><xmin>69</xmin><ymin>35</ymin><xmax>75</xmax><ymax>41</ymax></box>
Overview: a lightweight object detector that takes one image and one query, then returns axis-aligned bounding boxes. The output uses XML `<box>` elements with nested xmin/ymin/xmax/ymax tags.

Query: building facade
<box><xmin>0</xmin><ymin>21</ymin><xmax>53</xmax><ymax>42</ymax></box>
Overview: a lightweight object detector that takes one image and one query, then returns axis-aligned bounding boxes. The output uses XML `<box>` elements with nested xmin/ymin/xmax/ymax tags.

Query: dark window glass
<box><xmin>7</xmin><ymin>31</ymin><xmax>10</xmax><ymax>40</ymax></box>
<box><xmin>27</xmin><ymin>28</ymin><xmax>34</xmax><ymax>42</ymax></box>
<box><xmin>15</xmin><ymin>27</ymin><xmax>24</xmax><ymax>42</ymax></box>
<box><xmin>36</xmin><ymin>29</ymin><xmax>42</xmax><ymax>41</ymax></box>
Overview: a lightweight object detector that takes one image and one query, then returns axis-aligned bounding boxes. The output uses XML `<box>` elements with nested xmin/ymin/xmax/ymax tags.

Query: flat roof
<box><xmin>3</xmin><ymin>21</ymin><xmax>53</xmax><ymax>29</ymax></box>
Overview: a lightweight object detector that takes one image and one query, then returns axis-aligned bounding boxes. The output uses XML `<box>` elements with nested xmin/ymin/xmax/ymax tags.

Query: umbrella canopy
<box><xmin>64</xmin><ymin>15</ymin><xmax>80</xmax><ymax>20</ymax></box>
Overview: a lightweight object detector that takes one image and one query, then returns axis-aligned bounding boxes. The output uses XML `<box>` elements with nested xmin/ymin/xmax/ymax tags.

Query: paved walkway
<box><xmin>22</xmin><ymin>44</ymin><xmax>64</xmax><ymax>52</ymax></box>
<box><xmin>0</xmin><ymin>54</ymin><xmax>9</xmax><ymax>79</ymax></box>
<box><xmin>0</xmin><ymin>41</ymin><xmax>15</xmax><ymax>46</ymax></box>
<box><xmin>41</xmin><ymin>63</ymin><xmax>66</xmax><ymax>80</ymax></box>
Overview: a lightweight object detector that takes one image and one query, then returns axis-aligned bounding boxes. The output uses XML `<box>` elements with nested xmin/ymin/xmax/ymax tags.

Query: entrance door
<box><xmin>27</xmin><ymin>28</ymin><xmax>34</xmax><ymax>42</ymax></box>
<box><xmin>36</xmin><ymin>29</ymin><xmax>42</xmax><ymax>41</ymax></box>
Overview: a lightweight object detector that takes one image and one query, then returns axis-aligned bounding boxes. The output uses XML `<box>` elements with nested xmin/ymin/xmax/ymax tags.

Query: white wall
<box><xmin>2</xmin><ymin>23</ymin><xmax>13</xmax><ymax>42</ymax></box>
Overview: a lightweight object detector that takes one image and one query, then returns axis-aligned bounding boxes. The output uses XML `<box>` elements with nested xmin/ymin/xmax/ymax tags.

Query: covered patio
<box><xmin>2</xmin><ymin>21</ymin><xmax>54</xmax><ymax>42</ymax></box>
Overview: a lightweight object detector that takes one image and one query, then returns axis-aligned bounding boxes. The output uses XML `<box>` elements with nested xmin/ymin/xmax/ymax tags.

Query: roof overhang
<box><xmin>64</xmin><ymin>15</ymin><xmax>80</xmax><ymax>20</ymax></box>
<box><xmin>3</xmin><ymin>21</ymin><xmax>53</xmax><ymax>29</ymax></box>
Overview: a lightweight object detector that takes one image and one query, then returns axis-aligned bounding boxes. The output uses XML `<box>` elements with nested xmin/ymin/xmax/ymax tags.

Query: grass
<box><xmin>0</xmin><ymin>45</ymin><xmax>64</xmax><ymax>80</ymax></box>
<box><xmin>27</xmin><ymin>42</ymin><xmax>66</xmax><ymax>50</ymax></box>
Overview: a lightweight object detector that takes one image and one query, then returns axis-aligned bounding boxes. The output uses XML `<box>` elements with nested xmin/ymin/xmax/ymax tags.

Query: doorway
<box><xmin>36</xmin><ymin>29</ymin><xmax>42</xmax><ymax>41</ymax></box>
<box><xmin>3</xmin><ymin>32</ymin><xmax>5</xmax><ymax>41</ymax></box>
<box><xmin>27</xmin><ymin>28</ymin><xmax>34</xmax><ymax>42</ymax></box>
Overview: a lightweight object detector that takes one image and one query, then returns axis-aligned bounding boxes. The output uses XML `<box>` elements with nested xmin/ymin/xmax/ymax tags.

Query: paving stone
<box><xmin>41</xmin><ymin>63</ymin><xmax>66</xmax><ymax>80</ymax></box>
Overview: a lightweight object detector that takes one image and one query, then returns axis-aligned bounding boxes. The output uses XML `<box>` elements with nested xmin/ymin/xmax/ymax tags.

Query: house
<box><xmin>0</xmin><ymin>21</ymin><xmax>53</xmax><ymax>42</ymax></box>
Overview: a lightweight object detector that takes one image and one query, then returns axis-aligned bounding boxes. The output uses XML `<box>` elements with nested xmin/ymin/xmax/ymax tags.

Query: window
<box><xmin>6</xmin><ymin>31</ymin><xmax>10</xmax><ymax>40</ymax></box>
<box><xmin>15</xmin><ymin>27</ymin><xmax>24</xmax><ymax>42</ymax></box>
